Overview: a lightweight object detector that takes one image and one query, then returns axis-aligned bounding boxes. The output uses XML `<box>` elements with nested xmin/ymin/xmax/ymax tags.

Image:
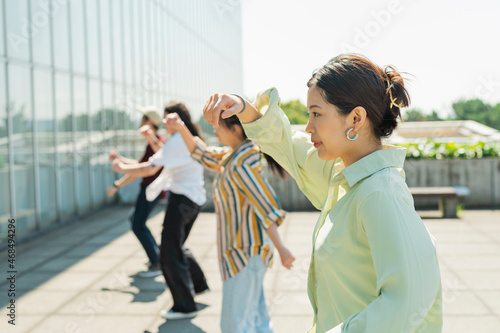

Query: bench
<box><xmin>409</xmin><ymin>186</ymin><xmax>470</xmax><ymax>218</ymax></box>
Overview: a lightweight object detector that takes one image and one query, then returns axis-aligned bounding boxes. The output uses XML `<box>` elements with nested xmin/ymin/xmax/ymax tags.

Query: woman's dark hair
<box><xmin>220</xmin><ymin>115</ymin><xmax>287</xmax><ymax>179</ymax></box>
<box><xmin>307</xmin><ymin>54</ymin><xmax>410</xmax><ymax>139</ymax></box>
<box><xmin>164</xmin><ymin>102</ymin><xmax>201</xmax><ymax>138</ymax></box>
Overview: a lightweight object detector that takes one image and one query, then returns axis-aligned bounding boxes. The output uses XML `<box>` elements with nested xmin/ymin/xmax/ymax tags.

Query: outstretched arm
<box><xmin>109</xmin><ymin>148</ymin><xmax>138</xmax><ymax>165</ymax></box>
<box><xmin>106</xmin><ymin>174</ymin><xmax>139</xmax><ymax>197</ymax></box>
<box><xmin>111</xmin><ymin>160</ymin><xmax>162</xmax><ymax>178</ymax></box>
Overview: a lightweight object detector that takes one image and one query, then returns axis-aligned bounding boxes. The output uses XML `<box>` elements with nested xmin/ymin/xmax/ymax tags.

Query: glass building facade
<box><xmin>0</xmin><ymin>0</ymin><xmax>243</xmax><ymax>244</ymax></box>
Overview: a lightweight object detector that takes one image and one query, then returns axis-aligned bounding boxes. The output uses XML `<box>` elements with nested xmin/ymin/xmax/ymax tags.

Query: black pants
<box><xmin>160</xmin><ymin>192</ymin><xmax>208</xmax><ymax>313</ymax></box>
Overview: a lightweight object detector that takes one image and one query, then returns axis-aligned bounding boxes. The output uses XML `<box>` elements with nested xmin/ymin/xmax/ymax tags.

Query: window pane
<box><xmin>0</xmin><ymin>65</ymin><xmax>10</xmax><ymax>238</ymax></box>
<box><xmin>132</xmin><ymin>0</ymin><xmax>142</xmax><ymax>87</ymax></box>
<box><xmin>112</xmin><ymin>0</ymin><xmax>123</xmax><ymax>84</ymax></box>
<box><xmin>101</xmin><ymin>83</ymin><xmax>114</xmax><ymax>203</ymax></box>
<box><xmin>70</xmin><ymin>0</ymin><xmax>86</xmax><ymax>74</ymax></box>
<box><xmin>0</xmin><ymin>1</ymin><xmax>5</xmax><ymax>56</ymax></box>
<box><xmin>73</xmin><ymin>76</ymin><xmax>91</xmax><ymax>210</ymax></box>
<box><xmin>33</xmin><ymin>68</ymin><xmax>57</xmax><ymax>226</ymax></box>
<box><xmin>123</xmin><ymin>0</ymin><xmax>133</xmax><ymax>85</ymax></box>
<box><xmin>6</xmin><ymin>0</ymin><xmax>29</xmax><ymax>61</ymax></box>
<box><xmin>89</xmin><ymin>79</ymin><xmax>104</xmax><ymax>205</ymax></box>
<box><xmin>86</xmin><ymin>0</ymin><xmax>99</xmax><ymax>77</ymax></box>
<box><xmin>55</xmin><ymin>73</ymin><xmax>76</xmax><ymax>218</ymax></box>
<box><xmin>52</xmin><ymin>0</ymin><xmax>70</xmax><ymax>70</ymax></box>
<box><xmin>100</xmin><ymin>0</ymin><xmax>111</xmax><ymax>81</ymax></box>
<box><xmin>9</xmin><ymin>64</ymin><xmax>36</xmax><ymax>232</ymax></box>
<box><xmin>30</xmin><ymin>0</ymin><xmax>51</xmax><ymax>66</ymax></box>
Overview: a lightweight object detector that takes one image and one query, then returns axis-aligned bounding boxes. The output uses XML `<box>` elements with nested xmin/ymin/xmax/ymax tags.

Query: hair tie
<box><xmin>386</xmin><ymin>79</ymin><xmax>405</xmax><ymax>109</ymax></box>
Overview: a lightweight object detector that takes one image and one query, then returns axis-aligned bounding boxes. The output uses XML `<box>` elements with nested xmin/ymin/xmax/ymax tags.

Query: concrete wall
<box><xmin>119</xmin><ymin>158</ymin><xmax>500</xmax><ymax>211</ymax></box>
<box><xmin>403</xmin><ymin>158</ymin><xmax>500</xmax><ymax>209</ymax></box>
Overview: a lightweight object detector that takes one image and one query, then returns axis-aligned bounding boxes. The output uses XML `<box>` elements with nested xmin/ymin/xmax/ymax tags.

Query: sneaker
<box><xmin>160</xmin><ymin>309</ymin><xmax>197</xmax><ymax>320</ymax></box>
<box><xmin>195</xmin><ymin>287</ymin><xmax>210</xmax><ymax>296</ymax></box>
<box><xmin>137</xmin><ymin>263</ymin><xmax>162</xmax><ymax>278</ymax></box>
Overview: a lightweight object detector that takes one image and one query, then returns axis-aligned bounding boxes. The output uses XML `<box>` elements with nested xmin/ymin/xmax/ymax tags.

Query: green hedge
<box><xmin>400</xmin><ymin>140</ymin><xmax>500</xmax><ymax>159</ymax></box>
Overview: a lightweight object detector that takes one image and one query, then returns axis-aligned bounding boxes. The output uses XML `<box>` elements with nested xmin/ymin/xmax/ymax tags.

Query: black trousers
<box><xmin>160</xmin><ymin>192</ymin><xmax>209</xmax><ymax>313</ymax></box>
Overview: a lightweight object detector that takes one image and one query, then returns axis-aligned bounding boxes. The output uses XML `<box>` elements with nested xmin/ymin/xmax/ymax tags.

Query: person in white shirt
<box><xmin>112</xmin><ymin>102</ymin><xmax>209</xmax><ymax>321</ymax></box>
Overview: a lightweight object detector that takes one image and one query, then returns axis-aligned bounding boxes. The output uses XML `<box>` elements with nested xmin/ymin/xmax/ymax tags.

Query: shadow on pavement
<box><xmin>152</xmin><ymin>303</ymin><xmax>209</xmax><ymax>333</ymax></box>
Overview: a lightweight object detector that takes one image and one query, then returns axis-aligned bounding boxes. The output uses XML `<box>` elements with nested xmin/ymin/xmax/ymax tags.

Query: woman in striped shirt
<box><xmin>166</xmin><ymin>112</ymin><xmax>295</xmax><ymax>333</ymax></box>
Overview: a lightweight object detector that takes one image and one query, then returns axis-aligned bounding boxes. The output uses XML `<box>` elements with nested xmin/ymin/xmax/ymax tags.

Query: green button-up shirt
<box><xmin>243</xmin><ymin>88</ymin><xmax>443</xmax><ymax>333</ymax></box>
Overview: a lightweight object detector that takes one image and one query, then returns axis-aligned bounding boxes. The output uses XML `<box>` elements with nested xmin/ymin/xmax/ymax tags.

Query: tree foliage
<box><xmin>452</xmin><ymin>99</ymin><xmax>500</xmax><ymax>130</ymax></box>
<box><xmin>280</xmin><ymin>100</ymin><xmax>309</xmax><ymax>124</ymax></box>
<box><xmin>403</xmin><ymin>109</ymin><xmax>441</xmax><ymax>122</ymax></box>
<box><xmin>403</xmin><ymin>99</ymin><xmax>500</xmax><ymax>130</ymax></box>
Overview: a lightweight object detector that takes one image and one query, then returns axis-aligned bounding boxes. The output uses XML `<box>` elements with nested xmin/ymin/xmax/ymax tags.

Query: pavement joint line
<box><xmin>436</xmin><ymin>234</ymin><xmax>500</xmax><ymax>320</ymax></box>
<box><xmin>24</xmin><ymin>243</ymin><xmax>144</xmax><ymax>332</ymax></box>
<box><xmin>465</xmin><ymin>214</ymin><xmax>500</xmax><ymax>247</ymax></box>
<box><xmin>0</xmin><ymin>211</ymin><xmax>131</xmax><ymax>289</ymax></box>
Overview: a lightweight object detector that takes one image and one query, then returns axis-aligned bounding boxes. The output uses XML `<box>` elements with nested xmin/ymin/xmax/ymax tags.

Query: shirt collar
<box><xmin>341</xmin><ymin>146</ymin><xmax>407</xmax><ymax>187</ymax></box>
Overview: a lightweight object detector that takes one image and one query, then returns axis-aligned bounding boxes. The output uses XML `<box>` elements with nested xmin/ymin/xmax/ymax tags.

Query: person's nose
<box><xmin>305</xmin><ymin>119</ymin><xmax>315</xmax><ymax>134</ymax></box>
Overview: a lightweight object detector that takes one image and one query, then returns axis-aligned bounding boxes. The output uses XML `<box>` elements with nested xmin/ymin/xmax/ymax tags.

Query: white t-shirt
<box><xmin>146</xmin><ymin>132</ymin><xmax>206</xmax><ymax>206</ymax></box>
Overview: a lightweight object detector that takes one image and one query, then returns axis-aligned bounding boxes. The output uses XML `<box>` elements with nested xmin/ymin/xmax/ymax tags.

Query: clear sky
<box><xmin>241</xmin><ymin>0</ymin><xmax>500</xmax><ymax>117</ymax></box>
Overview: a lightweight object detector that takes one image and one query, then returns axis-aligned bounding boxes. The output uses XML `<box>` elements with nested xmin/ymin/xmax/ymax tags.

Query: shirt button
<box><xmin>330</xmin><ymin>196</ymin><xmax>336</xmax><ymax>200</ymax></box>
<box><xmin>315</xmin><ymin>282</ymin><xmax>318</xmax><ymax>288</ymax></box>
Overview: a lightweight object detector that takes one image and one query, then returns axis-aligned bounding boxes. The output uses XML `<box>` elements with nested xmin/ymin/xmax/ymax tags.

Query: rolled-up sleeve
<box><xmin>191</xmin><ymin>137</ymin><xmax>229</xmax><ymax>172</ymax></box>
<box><xmin>243</xmin><ymin>88</ymin><xmax>337</xmax><ymax>209</ymax></box>
<box><xmin>341</xmin><ymin>190</ymin><xmax>442</xmax><ymax>332</ymax></box>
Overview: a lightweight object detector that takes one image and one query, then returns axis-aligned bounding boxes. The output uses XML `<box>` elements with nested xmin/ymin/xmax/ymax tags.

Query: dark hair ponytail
<box><xmin>379</xmin><ymin>66</ymin><xmax>410</xmax><ymax>137</ymax></box>
<box><xmin>164</xmin><ymin>102</ymin><xmax>202</xmax><ymax>139</ymax></box>
<box><xmin>220</xmin><ymin>116</ymin><xmax>287</xmax><ymax>180</ymax></box>
<box><xmin>307</xmin><ymin>54</ymin><xmax>410</xmax><ymax>139</ymax></box>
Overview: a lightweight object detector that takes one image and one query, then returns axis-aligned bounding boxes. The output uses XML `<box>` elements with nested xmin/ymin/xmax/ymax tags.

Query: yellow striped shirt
<box><xmin>191</xmin><ymin>138</ymin><xmax>286</xmax><ymax>280</ymax></box>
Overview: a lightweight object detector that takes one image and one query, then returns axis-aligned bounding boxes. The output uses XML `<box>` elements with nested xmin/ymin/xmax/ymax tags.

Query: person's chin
<box><xmin>317</xmin><ymin>149</ymin><xmax>336</xmax><ymax>161</ymax></box>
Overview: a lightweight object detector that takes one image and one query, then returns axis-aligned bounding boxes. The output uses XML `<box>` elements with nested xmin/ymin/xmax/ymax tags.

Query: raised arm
<box><xmin>165</xmin><ymin>112</ymin><xmax>229</xmax><ymax>173</ymax></box>
<box><xmin>165</xmin><ymin>113</ymin><xmax>198</xmax><ymax>153</ymax></box>
<box><xmin>203</xmin><ymin>89</ymin><xmax>338</xmax><ymax>209</ymax></box>
<box><xmin>140</xmin><ymin>125</ymin><xmax>164</xmax><ymax>153</ymax></box>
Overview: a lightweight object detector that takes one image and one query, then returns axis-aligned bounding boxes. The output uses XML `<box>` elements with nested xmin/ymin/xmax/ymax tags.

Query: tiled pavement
<box><xmin>1</xmin><ymin>207</ymin><xmax>499</xmax><ymax>333</ymax></box>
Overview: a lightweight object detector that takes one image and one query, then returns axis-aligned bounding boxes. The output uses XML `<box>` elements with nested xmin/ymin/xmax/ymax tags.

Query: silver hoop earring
<box><xmin>346</xmin><ymin>128</ymin><xmax>358</xmax><ymax>141</ymax></box>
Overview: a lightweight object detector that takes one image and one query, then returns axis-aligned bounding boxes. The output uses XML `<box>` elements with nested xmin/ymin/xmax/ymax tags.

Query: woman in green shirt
<box><xmin>202</xmin><ymin>54</ymin><xmax>443</xmax><ymax>332</ymax></box>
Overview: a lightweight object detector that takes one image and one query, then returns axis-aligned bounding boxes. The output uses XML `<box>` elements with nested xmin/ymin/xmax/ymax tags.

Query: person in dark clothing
<box><xmin>111</xmin><ymin>102</ymin><xmax>209</xmax><ymax>320</ymax></box>
<box><xmin>107</xmin><ymin>106</ymin><xmax>166</xmax><ymax>278</ymax></box>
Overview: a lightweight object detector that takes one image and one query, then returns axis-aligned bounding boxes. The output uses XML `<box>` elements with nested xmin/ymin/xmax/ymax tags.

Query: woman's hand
<box><xmin>140</xmin><ymin>124</ymin><xmax>154</xmax><ymax>139</ymax></box>
<box><xmin>109</xmin><ymin>148</ymin><xmax>119</xmax><ymax>161</ymax></box>
<box><xmin>164</xmin><ymin>113</ymin><xmax>185</xmax><ymax>132</ymax></box>
<box><xmin>106</xmin><ymin>186</ymin><xmax>118</xmax><ymax>197</ymax></box>
<box><xmin>111</xmin><ymin>160</ymin><xmax>124</xmax><ymax>174</ymax></box>
<box><xmin>277</xmin><ymin>246</ymin><xmax>296</xmax><ymax>270</ymax></box>
<box><xmin>203</xmin><ymin>93</ymin><xmax>245</xmax><ymax>128</ymax></box>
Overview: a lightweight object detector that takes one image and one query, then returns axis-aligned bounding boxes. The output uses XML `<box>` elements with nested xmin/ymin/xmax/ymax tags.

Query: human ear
<box><xmin>348</xmin><ymin>107</ymin><xmax>367</xmax><ymax>131</ymax></box>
